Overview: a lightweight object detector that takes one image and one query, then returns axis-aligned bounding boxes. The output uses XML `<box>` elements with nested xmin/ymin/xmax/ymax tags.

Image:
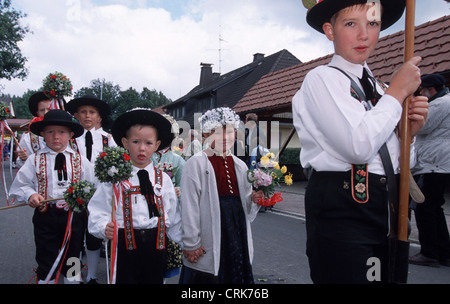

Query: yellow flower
<box><xmin>273</xmin><ymin>162</ymin><xmax>280</xmax><ymax>170</ymax></box>
<box><xmin>281</xmin><ymin>165</ymin><xmax>287</xmax><ymax>174</ymax></box>
<box><xmin>284</xmin><ymin>173</ymin><xmax>293</xmax><ymax>186</ymax></box>
<box><xmin>260</xmin><ymin>156</ymin><xmax>270</xmax><ymax>167</ymax></box>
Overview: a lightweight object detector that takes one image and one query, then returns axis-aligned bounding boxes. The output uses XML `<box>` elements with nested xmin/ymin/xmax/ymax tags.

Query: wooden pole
<box><xmin>0</xmin><ymin>197</ymin><xmax>64</xmax><ymax>211</ymax></box>
<box><xmin>398</xmin><ymin>0</ymin><xmax>416</xmax><ymax>242</ymax></box>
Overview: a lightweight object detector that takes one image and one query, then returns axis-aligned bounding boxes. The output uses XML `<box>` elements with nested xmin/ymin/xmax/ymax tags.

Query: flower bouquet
<box><xmin>63</xmin><ymin>180</ymin><xmax>96</xmax><ymax>212</ymax></box>
<box><xmin>247</xmin><ymin>152</ymin><xmax>293</xmax><ymax>207</ymax></box>
<box><xmin>94</xmin><ymin>146</ymin><xmax>133</xmax><ymax>183</ymax></box>
<box><xmin>42</xmin><ymin>71</ymin><xmax>73</xmax><ymax>100</ymax></box>
<box><xmin>155</xmin><ymin>161</ymin><xmax>176</xmax><ymax>179</ymax></box>
<box><xmin>0</xmin><ymin>101</ymin><xmax>10</xmax><ymax>121</ymax></box>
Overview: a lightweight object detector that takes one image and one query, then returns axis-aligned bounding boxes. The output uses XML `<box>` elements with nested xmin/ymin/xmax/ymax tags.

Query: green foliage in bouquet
<box><xmin>94</xmin><ymin>146</ymin><xmax>133</xmax><ymax>183</ymax></box>
<box><xmin>63</xmin><ymin>180</ymin><xmax>96</xmax><ymax>212</ymax></box>
<box><xmin>42</xmin><ymin>71</ymin><xmax>73</xmax><ymax>99</ymax></box>
<box><xmin>0</xmin><ymin>101</ymin><xmax>11</xmax><ymax>121</ymax></box>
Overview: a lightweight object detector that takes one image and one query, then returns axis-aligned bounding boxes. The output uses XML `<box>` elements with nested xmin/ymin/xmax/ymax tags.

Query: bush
<box><xmin>279</xmin><ymin>148</ymin><xmax>301</xmax><ymax>165</ymax></box>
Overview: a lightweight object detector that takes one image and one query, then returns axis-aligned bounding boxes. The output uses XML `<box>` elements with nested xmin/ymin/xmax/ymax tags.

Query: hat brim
<box><xmin>111</xmin><ymin>109</ymin><xmax>175</xmax><ymax>150</ymax></box>
<box><xmin>30</xmin><ymin>119</ymin><xmax>84</xmax><ymax>138</ymax></box>
<box><xmin>307</xmin><ymin>0</ymin><xmax>406</xmax><ymax>33</ymax></box>
<box><xmin>66</xmin><ymin>96</ymin><xmax>111</xmax><ymax>117</ymax></box>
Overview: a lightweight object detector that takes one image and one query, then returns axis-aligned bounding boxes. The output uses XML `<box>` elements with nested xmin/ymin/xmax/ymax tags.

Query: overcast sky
<box><xmin>2</xmin><ymin>0</ymin><xmax>449</xmax><ymax>101</ymax></box>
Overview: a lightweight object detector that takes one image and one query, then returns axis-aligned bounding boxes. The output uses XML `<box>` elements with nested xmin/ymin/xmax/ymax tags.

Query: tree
<box><xmin>0</xmin><ymin>0</ymin><xmax>30</xmax><ymax>81</ymax></box>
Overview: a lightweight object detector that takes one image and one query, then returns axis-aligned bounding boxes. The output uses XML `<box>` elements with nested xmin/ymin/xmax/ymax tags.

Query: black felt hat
<box><xmin>30</xmin><ymin>109</ymin><xmax>84</xmax><ymax>138</ymax></box>
<box><xmin>421</xmin><ymin>74</ymin><xmax>446</xmax><ymax>88</ymax></box>
<box><xmin>28</xmin><ymin>92</ymin><xmax>51</xmax><ymax>117</ymax></box>
<box><xmin>306</xmin><ymin>0</ymin><xmax>406</xmax><ymax>33</ymax></box>
<box><xmin>111</xmin><ymin>108</ymin><xmax>174</xmax><ymax>150</ymax></box>
<box><xmin>65</xmin><ymin>95</ymin><xmax>111</xmax><ymax>118</ymax></box>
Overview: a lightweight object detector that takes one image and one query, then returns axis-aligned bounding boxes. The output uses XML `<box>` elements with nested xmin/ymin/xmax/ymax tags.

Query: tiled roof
<box><xmin>167</xmin><ymin>49</ymin><xmax>301</xmax><ymax>108</ymax></box>
<box><xmin>234</xmin><ymin>15</ymin><xmax>450</xmax><ymax>114</ymax></box>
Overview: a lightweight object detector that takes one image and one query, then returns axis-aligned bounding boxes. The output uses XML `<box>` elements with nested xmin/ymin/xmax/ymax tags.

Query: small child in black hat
<box><xmin>16</xmin><ymin>92</ymin><xmax>51</xmax><ymax>168</ymax></box>
<box><xmin>66</xmin><ymin>94</ymin><xmax>117</xmax><ymax>284</ymax></box>
<box><xmin>293</xmin><ymin>0</ymin><xmax>429</xmax><ymax>283</ymax></box>
<box><xmin>9</xmin><ymin>109</ymin><xmax>98</xmax><ymax>284</ymax></box>
<box><xmin>87</xmin><ymin>108</ymin><xmax>182</xmax><ymax>284</ymax></box>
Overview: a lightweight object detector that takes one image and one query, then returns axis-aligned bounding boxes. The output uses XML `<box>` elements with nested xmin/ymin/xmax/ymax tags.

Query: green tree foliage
<box><xmin>0</xmin><ymin>0</ymin><xmax>30</xmax><ymax>81</ymax></box>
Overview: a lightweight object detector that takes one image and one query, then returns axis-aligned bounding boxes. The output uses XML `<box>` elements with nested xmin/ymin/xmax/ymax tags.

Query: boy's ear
<box><xmin>323</xmin><ymin>22</ymin><xmax>334</xmax><ymax>41</ymax></box>
<box><xmin>155</xmin><ymin>140</ymin><xmax>161</xmax><ymax>151</ymax></box>
<box><xmin>74</xmin><ymin>112</ymin><xmax>80</xmax><ymax>120</ymax></box>
<box><xmin>121</xmin><ymin>137</ymin><xmax>128</xmax><ymax>149</ymax></box>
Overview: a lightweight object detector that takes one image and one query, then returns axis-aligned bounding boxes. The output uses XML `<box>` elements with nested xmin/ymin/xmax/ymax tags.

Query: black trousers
<box><xmin>33</xmin><ymin>206</ymin><xmax>84</xmax><ymax>280</ymax></box>
<box><xmin>305</xmin><ymin>170</ymin><xmax>391</xmax><ymax>284</ymax></box>
<box><xmin>116</xmin><ymin>228</ymin><xmax>167</xmax><ymax>284</ymax></box>
<box><xmin>414</xmin><ymin>173</ymin><xmax>450</xmax><ymax>260</ymax></box>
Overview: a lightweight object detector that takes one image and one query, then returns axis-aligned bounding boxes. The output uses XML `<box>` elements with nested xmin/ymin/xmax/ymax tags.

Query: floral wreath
<box><xmin>94</xmin><ymin>146</ymin><xmax>133</xmax><ymax>183</ymax></box>
<box><xmin>199</xmin><ymin>107</ymin><xmax>241</xmax><ymax>132</ymax></box>
<box><xmin>42</xmin><ymin>71</ymin><xmax>73</xmax><ymax>99</ymax></box>
<box><xmin>63</xmin><ymin>180</ymin><xmax>96</xmax><ymax>212</ymax></box>
<box><xmin>0</xmin><ymin>101</ymin><xmax>11</xmax><ymax>121</ymax></box>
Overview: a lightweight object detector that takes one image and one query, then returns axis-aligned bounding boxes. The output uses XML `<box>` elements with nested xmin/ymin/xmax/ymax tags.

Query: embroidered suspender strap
<box><xmin>30</xmin><ymin>133</ymin><xmax>41</xmax><ymax>153</ymax></box>
<box><xmin>71</xmin><ymin>152</ymin><xmax>82</xmax><ymax>183</ymax></box>
<box><xmin>36</xmin><ymin>153</ymin><xmax>49</xmax><ymax>212</ymax></box>
<box><xmin>102</xmin><ymin>135</ymin><xmax>108</xmax><ymax>149</ymax></box>
<box><xmin>121</xmin><ymin>169</ymin><xmax>166</xmax><ymax>251</ymax></box>
<box><xmin>329</xmin><ymin>66</ymin><xmax>398</xmax><ymax>207</ymax></box>
<box><xmin>70</xmin><ymin>138</ymin><xmax>79</xmax><ymax>153</ymax></box>
<box><xmin>154</xmin><ymin>167</ymin><xmax>166</xmax><ymax>250</ymax></box>
<box><xmin>122</xmin><ymin>187</ymin><xmax>140</xmax><ymax>250</ymax></box>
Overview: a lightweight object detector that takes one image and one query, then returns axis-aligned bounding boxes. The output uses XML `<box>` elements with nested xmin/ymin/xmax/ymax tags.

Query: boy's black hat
<box><xmin>30</xmin><ymin>109</ymin><xmax>84</xmax><ymax>138</ymax></box>
<box><xmin>28</xmin><ymin>92</ymin><xmax>51</xmax><ymax>117</ymax></box>
<box><xmin>306</xmin><ymin>0</ymin><xmax>406</xmax><ymax>33</ymax></box>
<box><xmin>421</xmin><ymin>74</ymin><xmax>446</xmax><ymax>88</ymax></box>
<box><xmin>65</xmin><ymin>95</ymin><xmax>111</xmax><ymax>118</ymax></box>
<box><xmin>111</xmin><ymin>108</ymin><xmax>174</xmax><ymax>150</ymax></box>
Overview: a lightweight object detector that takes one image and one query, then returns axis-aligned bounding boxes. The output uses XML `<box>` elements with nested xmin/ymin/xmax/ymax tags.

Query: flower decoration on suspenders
<box><xmin>246</xmin><ymin>152</ymin><xmax>293</xmax><ymax>207</ymax></box>
<box><xmin>63</xmin><ymin>180</ymin><xmax>96</xmax><ymax>212</ymax></box>
<box><xmin>94</xmin><ymin>146</ymin><xmax>133</xmax><ymax>183</ymax></box>
<box><xmin>42</xmin><ymin>71</ymin><xmax>73</xmax><ymax>99</ymax></box>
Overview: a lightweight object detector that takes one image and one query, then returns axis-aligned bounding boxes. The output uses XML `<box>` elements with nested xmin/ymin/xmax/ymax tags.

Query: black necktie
<box><xmin>54</xmin><ymin>153</ymin><xmax>67</xmax><ymax>181</ymax></box>
<box><xmin>359</xmin><ymin>68</ymin><xmax>382</xmax><ymax>105</ymax></box>
<box><xmin>137</xmin><ymin>169</ymin><xmax>159</xmax><ymax>218</ymax></box>
<box><xmin>85</xmin><ymin>130</ymin><xmax>93</xmax><ymax>161</ymax></box>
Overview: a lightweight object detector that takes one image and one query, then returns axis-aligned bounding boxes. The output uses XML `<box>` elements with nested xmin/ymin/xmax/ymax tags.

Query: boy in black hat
<box><xmin>87</xmin><ymin>108</ymin><xmax>182</xmax><ymax>284</ymax></box>
<box><xmin>9</xmin><ymin>110</ymin><xmax>97</xmax><ymax>284</ymax></box>
<box><xmin>16</xmin><ymin>92</ymin><xmax>51</xmax><ymax>168</ymax></box>
<box><xmin>65</xmin><ymin>94</ymin><xmax>116</xmax><ymax>284</ymax></box>
<box><xmin>293</xmin><ymin>0</ymin><xmax>429</xmax><ymax>283</ymax></box>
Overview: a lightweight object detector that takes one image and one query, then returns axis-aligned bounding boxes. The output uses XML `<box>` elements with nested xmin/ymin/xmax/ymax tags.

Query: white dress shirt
<box><xmin>72</xmin><ymin>128</ymin><xmax>117</xmax><ymax>164</ymax></box>
<box><xmin>87</xmin><ymin>162</ymin><xmax>182</xmax><ymax>245</ymax></box>
<box><xmin>9</xmin><ymin>145</ymin><xmax>97</xmax><ymax>203</ymax></box>
<box><xmin>292</xmin><ymin>55</ymin><xmax>415</xmax><ymax>175</ymax></box>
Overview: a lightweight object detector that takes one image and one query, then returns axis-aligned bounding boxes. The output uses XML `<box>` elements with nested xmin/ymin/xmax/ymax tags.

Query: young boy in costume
<box><xmin>87</xmin><ymin>108</ymin><xmax>182</xmax><ymax>284</ymax></box>
<box><xmin>16</xmin><ymin>92</ymin><xmax>51</xmax><ymax>168</ymax></box>
<box><xmin>65</xmin><ymin>94</ymin><xmax>117</xmax><ymax>284</ymax></box>
<box><xmin>292</xmin><ymin>0</ymin><xmax>429</xmax><ymax>283</ymax></box>
<box><xmin>179</xmin><ymin>107</ymin><xmax>264</xmax><ymax>284</ymax></box>
<box><xmin>9</xmin><ymin>110</ymin><xmax>97</xmax><ymax>284</ymax></box>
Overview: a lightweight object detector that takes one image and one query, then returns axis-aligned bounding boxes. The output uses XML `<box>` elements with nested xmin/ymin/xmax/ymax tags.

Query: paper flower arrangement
<box><xmin>42</xmin><ymin>71</ymin><xmax>73</xmax><ymax>99</ymax></box>
<box><xmin>247</xmin><ymin>152</ymin><xmax>293</xmax><ymax>207</ymax></box>
<box><xmin>94</xmin><ymin>146</ymin><xmax>133</xmax><ymax>183</ymax></box>
<box><xmin>63</xmin><ymin>180</ymin><xmax>96</xmax><ymax>212</ymax></box>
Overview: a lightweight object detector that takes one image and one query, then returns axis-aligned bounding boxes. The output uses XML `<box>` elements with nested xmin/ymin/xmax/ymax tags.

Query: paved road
<box><xmin>1</xmin><ymin>161</ymin><xmax>449</xmax><ymax>285</ymax></box>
